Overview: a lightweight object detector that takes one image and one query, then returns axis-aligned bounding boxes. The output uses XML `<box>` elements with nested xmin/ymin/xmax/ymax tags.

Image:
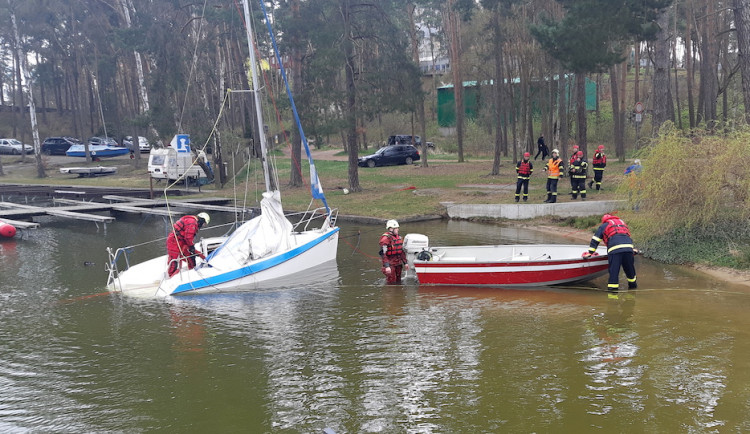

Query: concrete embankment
<box><xmin>441</xmin><ymin>200</ymin><xmax>625</xmax><ymax>220</ymax></box>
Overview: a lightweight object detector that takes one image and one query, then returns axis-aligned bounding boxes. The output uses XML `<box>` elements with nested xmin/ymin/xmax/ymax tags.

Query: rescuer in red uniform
<box><xmin>569</xmin><ymin>145</ymin><xmax>579</xmax><ymax>191</ymax></box>
<box><xmin>584</xmin><ymin>214</ymin><xmax>638</xmax><ymax>292</ymax></box>
<box><xmin>515</xmin><ymin>152</ymin><xmax>533</xmax><ymax>202</ymax></box>
<box><xmin>380</xmin><ymin>219</ymin><xmax>408</xmax><ymax>284</ymax></box>
<box><xmin>166</xmin><ymin>212</ymin><xmax>210</xmax><ymax>278</ymax></box>
<box><xmin>590</xmin><ymin>145</ymin><xmax>607</xmax><ymax>190</ymax></box>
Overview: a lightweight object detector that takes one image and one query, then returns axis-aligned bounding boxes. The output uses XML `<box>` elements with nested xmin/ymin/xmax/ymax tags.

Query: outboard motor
<box><xmin>403</xmin><ymin>233</ymin><xmax>430</xmax><ymax>276</ymax></box>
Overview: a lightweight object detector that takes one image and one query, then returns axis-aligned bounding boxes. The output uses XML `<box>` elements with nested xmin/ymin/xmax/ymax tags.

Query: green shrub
<box><xmin>620</xmin><ymin>124</ymin><xmax>750</xmax><ymax>269</ymax></box>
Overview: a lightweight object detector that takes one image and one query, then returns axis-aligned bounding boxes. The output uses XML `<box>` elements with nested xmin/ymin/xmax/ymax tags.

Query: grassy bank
<box><xmin>0</xmin><ymin>148</ymin><xmax>631</xmax><ymax>219</ymax></box>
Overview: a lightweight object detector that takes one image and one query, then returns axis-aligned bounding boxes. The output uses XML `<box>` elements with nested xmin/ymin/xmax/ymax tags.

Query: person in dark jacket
<box><xmin>568</xmin><ymin>151</ymin><xmax>588</xmax><ymax>200</ymax></box>
<box><xmin>166</xmin><ymin>212</ymin><xmax>210</xmax><ymax>278</ymax></box>
<box><xmin>380</xmin><ymin>219</ymin><xmax>408</xmax><ymax>284</ymax></box>
<box><xmin>534</xmin><ymin>135</ymin><xmax>549</xmax><ymax>160</ymax></box>
<box><xmin>515</xmin><ymin>152</ymin><xmax>533</xmax><ymax>202</ymax></box>
<box><xmin>584</xmin><ymin>214</ymin><xmax>637</xmax><ymax>291</ymax></box>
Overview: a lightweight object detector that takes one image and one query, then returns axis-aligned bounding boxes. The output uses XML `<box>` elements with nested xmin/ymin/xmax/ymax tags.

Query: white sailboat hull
<box><xmin>108</xmin><ymin>227</ymin><xmax>339</xmax><ymax>297</ymax></box>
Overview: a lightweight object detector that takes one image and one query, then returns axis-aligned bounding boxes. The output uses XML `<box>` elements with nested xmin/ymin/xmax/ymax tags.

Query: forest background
<box><xmin>1</xmin><ymin>0</ymin><xmax>750</xmax><ymax>269</ymax></box>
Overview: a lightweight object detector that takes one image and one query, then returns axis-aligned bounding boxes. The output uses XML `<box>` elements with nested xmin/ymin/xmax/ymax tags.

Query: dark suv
<box><xmin>41</xmin><ymin>137</ymin><xmax>81</xmax><ymax>155</ymax></box>
<box><xmin>358</xmin><ymin>145</ymin><xmax>420</xmax><ymax>168</ymax></box>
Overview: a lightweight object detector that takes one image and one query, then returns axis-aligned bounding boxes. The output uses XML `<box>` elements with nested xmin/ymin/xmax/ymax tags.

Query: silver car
<box><xmin>122</xmin><ymin>136</ymin><xmax>151</xmax><ymax>153</ymax></box>
<box><xmin>0</xmin><ymin>138</ymin><xmax>33</xmax><ymax>155</ymax></box>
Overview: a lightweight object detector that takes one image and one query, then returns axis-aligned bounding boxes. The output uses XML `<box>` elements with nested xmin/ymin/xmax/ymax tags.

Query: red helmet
<box><xmin>601</xmin><ymin>213</ymin><xmax>615</xmax><ymax>223</ymax></box>
<box><xmin>572</xmin><ymin>145</ymin><xmax>579</xmax><ymax>150</ymax></box>
<box><xmin>523</xmin><ymin>152</ymin><xmax>530</xmax><ymax>158</ymax></box>
<box><xmin>597</xmin><ymin>145</ymin><xmax>604</xmax><ymax>150</ymax></box>
<box><xmin>576</xmin><ymin>151</ymin><xmax>583</xmax><ymax>157</ymax></box>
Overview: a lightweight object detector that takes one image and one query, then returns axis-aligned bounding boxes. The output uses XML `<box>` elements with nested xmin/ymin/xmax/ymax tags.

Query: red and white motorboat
<box><xmin>403</xmin><ymin>234</ymin><xmax>608</xmax><ymax>287</ymax></box>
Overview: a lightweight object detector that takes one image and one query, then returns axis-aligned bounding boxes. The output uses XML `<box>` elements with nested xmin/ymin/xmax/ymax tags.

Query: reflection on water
<box><xmin>2</xmin><ymin>217</ymin><xmax>750</xmax><ymax>431</ymax></box>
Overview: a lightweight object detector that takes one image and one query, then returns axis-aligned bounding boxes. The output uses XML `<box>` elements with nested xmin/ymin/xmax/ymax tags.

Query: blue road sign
<box><xmin>176</xmin><ymin>134</ymin><xmax>190</xmax><ymax>153</ymax></box>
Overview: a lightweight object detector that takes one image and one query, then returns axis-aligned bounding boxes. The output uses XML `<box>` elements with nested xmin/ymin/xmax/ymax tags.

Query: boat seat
<box><xmin>440</xmin><ymin>257</ymin><xmax>475</xmax><ymax>262</ymax></box>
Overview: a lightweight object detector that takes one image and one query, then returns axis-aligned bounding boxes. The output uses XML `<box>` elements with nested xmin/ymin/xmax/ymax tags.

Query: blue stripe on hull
<box><xmin>171</xmin><ymin>227</ymin><xmax>339</xmax><ymax>295</ymax></box>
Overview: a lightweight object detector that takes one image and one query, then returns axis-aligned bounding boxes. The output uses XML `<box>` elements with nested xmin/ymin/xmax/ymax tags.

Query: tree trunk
<box><xmin>491</xmin><ymin>8</ymin><xmax>503</xmax><ymax>175</ymax></box>
<box><xmin>289</xmin><ymin>0</ymin><xmax>303</xmax><ymax>186</ymax></box>
<box><xmin>673</xmin><ymin>4</ymin><xmax>683</xmax><ymax>129</ymax></box>
<box><xmin>407</xmin><ymin>2</ymin><xmax>428</xmax><ymax>168</ymax></box>
<box><xmin>699</xmin><ymin>0</ymin><xmax>718</xmax><ymax>130</ymax></box>
<box><xmin>445</xmin><ymin>0</ymin><xmax>464</xmax><ymax>162</ymax></box>
<box><xmin>634</xmin><ymin>43</ymin><xmax>640</xmax><ymax>104</ymax></box>
<box><xmin>558</xmin><ymin>69</ymin><xmax>569</xmax><ymax>156</ymax></box>
<box><xmin>575</xmin><ymin>73</ymin><xmax>587</xmax><ymax>153</ymax></box>
<box><xmin>342</xmin><ymin>0</ymin><xmax>360</xmax><ymax>191</ymax></box>
<box><xmin>734</xmin><ymin>0</ymin><xmax>750</xmax><ymax>123</ymax></box>
<box><xmin>610</xmin><ymin>64</ymin><xmax>624</xmax><ymax>160</ymax></box>
<box><xmin>686</xmin><ymin>1</ymin><xmax>696</xmax><ymax>127</ymax></box>
<box><xmin>652</xmin><ymin>7</ymin><xmax>673</xmax><ymax>133</ymax></box>
<box><xmin>9</xmin><ymin>2</ymin><xmax>45</xmax><ymax>178</ymax></box>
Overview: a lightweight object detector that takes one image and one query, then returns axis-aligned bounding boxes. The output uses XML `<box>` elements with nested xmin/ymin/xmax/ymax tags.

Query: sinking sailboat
<box><xmin>106</xmin><ymin>0</ymin><xmax>339</xmax><ymax>296</ymax></box>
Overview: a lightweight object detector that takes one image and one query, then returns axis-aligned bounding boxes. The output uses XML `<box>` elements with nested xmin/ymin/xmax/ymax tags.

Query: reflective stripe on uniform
<box><xmin>608</xmin><ymin>243</ymin><xmax>634</xmax><ymax>253</ymax></box>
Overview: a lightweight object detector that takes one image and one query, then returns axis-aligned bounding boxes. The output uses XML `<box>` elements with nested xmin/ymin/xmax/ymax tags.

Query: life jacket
<box><xmin>546</xmin><ymin>158</ymin><xmax>562</xmax><ymax>178</ymax></box>
<box><xmin>517</xmin><ymin>160</ymin><xmax>532</xmax><ymax>177</ymax></box>
<box><xmin>173</xmin><ymin>215</ymin><xmax>199</xmax><ymax>243</ymax></box>
<box><xmin>382</xmin><ymin>232</ymin><xmax>403</xmax><ymax>257</ymax></box>
<box><xmin>593</xmin><ymin>152</ymin><xmax>607</xmax><ymax>168</ymax></box>
<box><xmin>602</xmin><ymin>218</ymin><xmax>631</xmax><ymax>245</ymax></box>
<box><xmin>570</xmin><ymin>159</ymin><xmax>587</xmax><ymax>178</ymax></box>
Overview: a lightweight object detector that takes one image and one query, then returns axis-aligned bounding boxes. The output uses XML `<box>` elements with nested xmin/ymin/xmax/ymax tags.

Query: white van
<box><xmin>148</xmin><ymin>147</ymin><xmax>210</xmax><ymax>183</ymax></box>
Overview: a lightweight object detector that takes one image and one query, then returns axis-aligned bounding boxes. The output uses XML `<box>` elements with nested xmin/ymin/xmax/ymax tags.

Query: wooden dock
<box><xmin>0</xmin><ymin>184</ymin><xmax>255</xmax><ymax>228</ymax></box>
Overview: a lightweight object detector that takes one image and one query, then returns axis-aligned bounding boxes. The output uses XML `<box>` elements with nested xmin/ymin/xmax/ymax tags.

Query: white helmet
<box><xmin>551</xmin><ymin>148</ymin><xmax>559</xmax><ymax>154</ymax></box>
<box><xmin>197</xmin><ymin>212</ymin><xmax>210</xmax><ymax>225</ymax></box>
<box><xmin>386</xmin><ymin>219</ymin><xmax>399</xmax><ymax>229</ymax></box>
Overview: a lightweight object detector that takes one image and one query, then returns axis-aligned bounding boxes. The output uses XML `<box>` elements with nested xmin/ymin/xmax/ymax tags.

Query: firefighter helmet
<box><xmin>386</xmin><ymin>219</ymin><xmax>399</xmax><ymax>229</ymax></box>
<box><xmin>197</xmin><ymin>212</ymin><xmax>210</xmax><ymax>225</ymax></box>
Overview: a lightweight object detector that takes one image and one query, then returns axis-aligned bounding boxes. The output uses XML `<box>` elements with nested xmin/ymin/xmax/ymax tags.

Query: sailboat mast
<box><xmin>242</xmin><ymin>0</ymin><xmax>272</xmax><ymax>193</ymax></box>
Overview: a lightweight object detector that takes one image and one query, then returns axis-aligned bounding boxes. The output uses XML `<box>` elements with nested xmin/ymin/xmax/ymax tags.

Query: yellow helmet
<box><xmin>386</xmin><ymin>219</ymin><xmax>399</xmax><ymax>229</ymax></box>
<box><xmin>197</xmin><ymin>212</ymin><xmax>210</xmax><ymax>225</ymax></box>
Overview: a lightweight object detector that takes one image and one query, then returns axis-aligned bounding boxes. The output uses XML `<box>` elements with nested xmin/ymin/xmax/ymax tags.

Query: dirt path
<box><xmin>281</xmin><ymin>147</ymin><xmax>348</xmax><ymax>162</ymax></box>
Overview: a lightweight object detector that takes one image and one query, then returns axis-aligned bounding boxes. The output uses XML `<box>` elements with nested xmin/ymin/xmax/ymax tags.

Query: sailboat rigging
<box><xmin>105</xmin><ymin>0</ymin><xmax>340</xmax><ymax>296</ymax></box>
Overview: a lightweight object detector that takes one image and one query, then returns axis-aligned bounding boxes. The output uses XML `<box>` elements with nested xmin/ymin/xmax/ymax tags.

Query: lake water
<box><xmin>1</xmin><ymin>215</ymin><xmax>750</xmax><ymax>432</ymax></box>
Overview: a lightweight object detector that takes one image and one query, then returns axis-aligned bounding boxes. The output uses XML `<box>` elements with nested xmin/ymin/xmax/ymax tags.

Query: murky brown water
<box><xmin>1</xmin><ymin>215</ymin><xmax>749</xmax><ymax>432</ymax></box>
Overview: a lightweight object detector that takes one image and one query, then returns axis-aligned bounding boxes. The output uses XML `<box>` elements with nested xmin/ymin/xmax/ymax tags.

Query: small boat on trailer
<box><xmin>403</xmin><ymin>234</ymin><xmax>608</xmax><ymax>287</ymax></box>
<box><xmin>60</xmin><ymin>166</ymin><xmax>117</xmax><ymax>177</ymax></box>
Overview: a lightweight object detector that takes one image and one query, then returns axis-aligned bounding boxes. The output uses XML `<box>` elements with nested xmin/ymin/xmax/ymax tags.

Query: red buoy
<box><xmin>0</xmin><ymin>221</ymin><xmax>17</xmax><ymax>238</ymax></box>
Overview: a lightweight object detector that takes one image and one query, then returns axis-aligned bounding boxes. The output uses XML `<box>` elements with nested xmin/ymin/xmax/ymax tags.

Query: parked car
<box><xmin>0</xmin><ymin>138</ymin><xmax>33</xmax><ymax>155</ymax></box>
<box><xmin>387</xmin><ymin>134</ymin><xmax>434</xmax><ymax>149</ymax></box>
<box><xmin>358</xmin><ymin>145</ymin><xmax>420</xmax><ymax>168</ymax></box>
<box><xmin>122</xmin><ymin>136</ymin><xmax>151</xmax><ymax>153</ymax></box>
<box><xmin>88</xmin><ymin>136</ymin><xmax>120</xmax><ymax>147</ymax></box>
<box><xmin>41</xmin><ymin>137</ymin><xmax>81</xmax><ymax>155</ymax></box>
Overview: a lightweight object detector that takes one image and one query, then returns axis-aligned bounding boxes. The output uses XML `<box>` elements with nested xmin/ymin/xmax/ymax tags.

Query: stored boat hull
<box><xmin>66</xmin><ymin>144</ymin><xmax>130</xmax><ymax>158</ymax></box>
<box><xmin>60</xmin><ymin>166</ymin><xmax>117</xmax><ymax>177</ymax></box>
<box><xmin>409</xmin><ymin>242</ymin><xmax>609</xmax><ymax>287</ymax></box>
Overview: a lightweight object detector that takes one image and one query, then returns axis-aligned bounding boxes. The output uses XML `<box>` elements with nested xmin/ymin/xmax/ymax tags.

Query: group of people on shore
<box><xmin>516</xmin><ymin>135</ymin><xmax>609</xmax><ymax>203</ymax></box>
